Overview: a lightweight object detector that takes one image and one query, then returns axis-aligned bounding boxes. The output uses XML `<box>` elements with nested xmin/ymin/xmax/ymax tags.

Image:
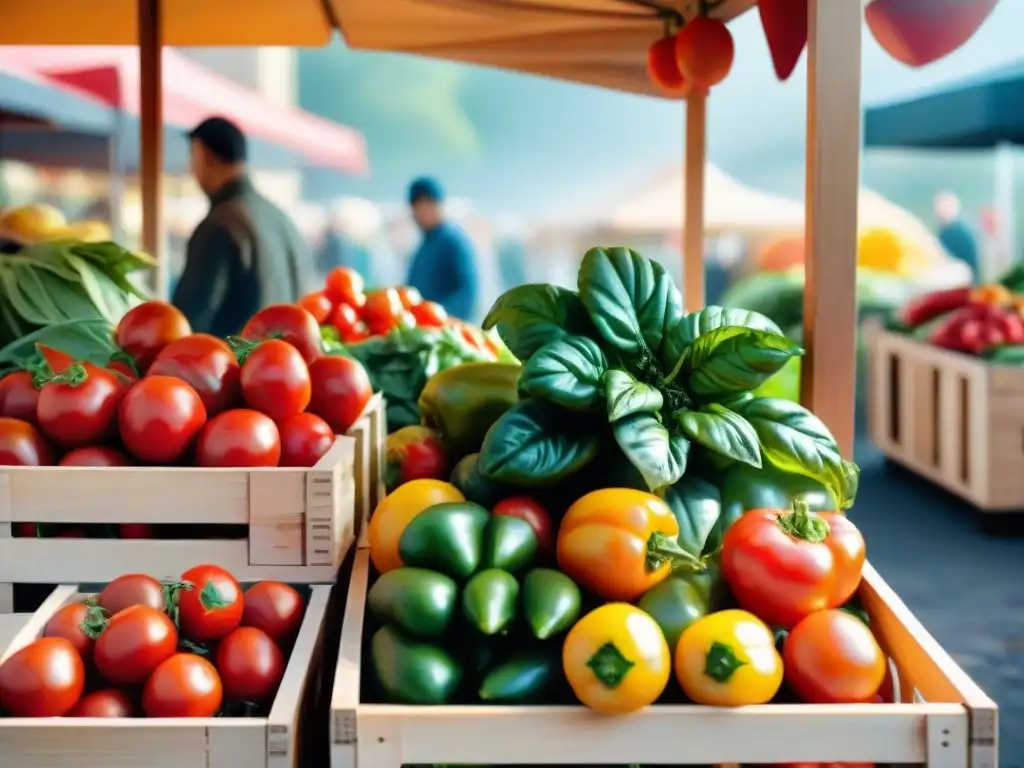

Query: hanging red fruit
<box><xmin>647</xmin><ymin>35</ymin><xmax>691</xmax><ymax>97</ymax></box>
<box><xmin>675</xmin><ymin>16</ymin><xmax>735</xmax><ymax>90</ymax></box>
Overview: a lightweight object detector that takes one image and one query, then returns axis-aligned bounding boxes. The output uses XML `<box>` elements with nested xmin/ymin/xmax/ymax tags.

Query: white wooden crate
<box><xmin>329</xmin><ymin>549</ymin><xmax>996</xmax><ymax>768</ymax></box>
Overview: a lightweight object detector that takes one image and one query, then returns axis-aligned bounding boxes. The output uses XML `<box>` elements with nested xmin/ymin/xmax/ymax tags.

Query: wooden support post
<box><xmin>139</xmin><ymin>0</ymin><xmax>167</xmax><ymax>298</ymax></box>
<box><xmin>683</xmin><ymin>90</ymin><xmax>707</xmax><ymax>312</ymax></box>
<box><xmin>801</xmin><ymin>0</ymin><xmax>862</xmax><ymax>457</ymax></box>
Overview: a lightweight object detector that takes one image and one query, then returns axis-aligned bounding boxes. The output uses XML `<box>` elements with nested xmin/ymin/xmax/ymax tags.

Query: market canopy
<box><xmin>0</xmin><ymin>53</ymin><xmax>112</xmax><ymax>132</ymax></box>
<box><xmin>0</xmin><ymin>46</ymin><xmax>368</xmax><ymax>174</ymax></box>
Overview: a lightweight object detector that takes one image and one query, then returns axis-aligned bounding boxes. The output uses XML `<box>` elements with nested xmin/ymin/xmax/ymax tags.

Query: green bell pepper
<box><xmin>482</xmin><ymin>515</ymin><xmax>538</xmax><ymax>573</ymax></box>
<box><xmin>462</xmin><ymin>569</ymin><xmax>519</xmax><ymax>635</ymax></box>
<box><xmin>522</xmin><ymin>568</ymin><xmax>581</xmax><ymax>640</ymax></box>
<box><xmin>398</xmin><ymin>501</ymin><xmax>491</xmax><ymax>579</ymax></box>
<box><xmin>367</xmin><ymin>568</ymin><xmax>458</xmax><ymax>639</ymax></box>
<box><xmin>637</xmin><ymin>575</ymin><xmax>709</xmax><ymax>651</ymax></box>
<box><xmin>371</xmin><ymin>625</ymin><xmax>463</xmax><ymax>704</ymax></box>
<box><xmin>478</xmin><ymin>650</ymin><xmax>559</xmax><ymax>703</ymax></box>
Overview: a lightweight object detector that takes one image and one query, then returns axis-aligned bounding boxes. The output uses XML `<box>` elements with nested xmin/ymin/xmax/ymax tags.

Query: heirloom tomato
<box><xmin>216</xmin><ymin>626</ymin><xmax>285</xmax><ymax>702</ymax></box>
<box><xmin>278</xmin><ymin>412</ymin><xmax>334</xmax><ymax>467</ymax></box>
<box><xmin>0</xmin><ymin>637</ymin><xmax>85</xmax><ymax>717</ymax></box>
<box><xmin>114</xmin><ymin>301</ymin><xmax>191</xmax><ymax>372</ymax></box>
<box><xmin>308</xmin><ymin>355</ymin><xmax>373</xmax><ymax>434</ymax></box>
<box><xmin>119</xmin><ymin>376</ymin><xmax>207</xmax><ymax>463</ymax></box>
<box><xmin>242</xmin><ymin>581</ymin><xmax>304</xmax><ymax>643</ymax></box>
<box><xmin>784</xmin><ymin>610</ymin><xmax>886</xmax><ymax>704</ymax></box>
<box><xmin>143</xmin><ymin>653</ymin><xmax>223</xmax><ymax>718</ymax></box>
<box><xmin>239</xmin><ymin>339</ymin><xmax>311</xmax><ymax>422</ymax></box>
<box><xmin>148</xmin><ymin>334</ymin><xmax>241</xmax><ymax>416</ymax></box>
<box><xmin>242</xmin><ymin>304</ymin><xmax>322</xmax><ymax>365</ymax></box>
<box><xmin>177</xmin><ymin>564</ymin><xmax>244</xmax><ymax>642</ymax></box>
<box><xmin>0</xmin><ymin>417</ymin><xmax>52</xmax><ymax>465</ymax></box>
<box><xmin>94</xmin><ymin>605</ymin><xmax>178</xmax><ymax>685</ymax></box>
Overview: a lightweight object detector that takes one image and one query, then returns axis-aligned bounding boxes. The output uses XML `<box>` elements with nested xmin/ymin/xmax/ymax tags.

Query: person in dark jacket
<box><xmin>405</xmin><ymin>177</ymin><xmax>479</xmax><ymax>321</ymax></box>
<box><xmin>173</xmin><ymin>116</ymin><xmax>312</xmax><ymax>337</ymax></box>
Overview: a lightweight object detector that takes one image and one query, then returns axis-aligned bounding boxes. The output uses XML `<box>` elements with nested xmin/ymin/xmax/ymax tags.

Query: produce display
<box><xmin>0</xmin><ymin>566</ymin><xmax>307</xmax><ymax>718</ymax></box>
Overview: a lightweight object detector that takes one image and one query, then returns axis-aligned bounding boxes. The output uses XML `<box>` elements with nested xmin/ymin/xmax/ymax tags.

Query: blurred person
<box><xmin>405</xmin><ymin>177</ymin><xmax>479</xmax><ymax>321</ymax></box>
<box><xmin>934</xmin><ymin>191</ymin><xmax>979</xmax><ymax>282</ymax></box>
<box><xmin>316</xmin><ymin>201</ymin><xmax>375</xmax><ymax>282</ymax></box>
<box><xmin>173</xmin><ymin>116</ymin><xmax>311</xmax><ymax>337</ymax></box>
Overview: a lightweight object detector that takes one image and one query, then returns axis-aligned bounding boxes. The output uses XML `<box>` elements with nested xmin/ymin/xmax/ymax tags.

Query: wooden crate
<box><xmin>329</xmin><ymin>549</ymin><xmax>996</xmax><ymax>768</ymax></box>
<box><xmin>0</xmin><ymin>395</ymin><xmax>386</xmax><ymax>612</ymax></box>
<box><xmin>869</xmin><ymin>329</ymin><xmax>1024</xmax><ymax>511</ymax></box>
<box><xmin>0</xmin><ymin>582</ymin><xmax>330</xmax><ymax>768</ymax></box>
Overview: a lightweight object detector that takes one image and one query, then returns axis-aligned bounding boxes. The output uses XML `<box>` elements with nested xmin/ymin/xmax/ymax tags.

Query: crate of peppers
<box><xmin>329</xmin><ymin>247</ymin><xmax>994</xmax><ymax>768</ymax></box>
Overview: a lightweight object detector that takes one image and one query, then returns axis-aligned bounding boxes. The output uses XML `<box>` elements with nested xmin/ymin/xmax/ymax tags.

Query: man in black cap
<box><xmin>173</xmin><ymin>116</ymin><xmax>311</xmax><ymax>336</ymax></box>
<box><xmin>405</xmin><ymin>177</ymin><xmax>480</xmax><ymax>321</ymax></box>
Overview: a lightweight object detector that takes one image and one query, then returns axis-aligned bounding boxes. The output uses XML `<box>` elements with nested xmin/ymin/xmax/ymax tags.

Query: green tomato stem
<box><xmin>32</xmin><ymin>361</ymin><xmax>87</xmax><ymax>389</ymax></box>
<box><xmin>776</xmin><ymin>499</ymin><xmax>830</xmax><ymax>543</ymax></box>
<box><xmin>645</xmin><ymin>531</ymin><xmax>705</xmax><ymax>573</ymax></box>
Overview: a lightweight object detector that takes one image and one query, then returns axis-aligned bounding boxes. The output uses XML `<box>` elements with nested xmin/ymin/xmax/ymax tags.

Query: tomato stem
<box><xmin>108</xmin><ymin>349</ymin><xmax>140</xmax><ymax>378</ymax></box>
<box><xmin>32</xmin><ymin>361</ymin><xmax>88</xmax><ymax>389</ymax></box>
<box><xmin>226</xmin><ymin>335</ymin><xmax>260</xmax><ymax>365</ymax></box>
<box><xmin>703</xmin><ymin>640</ymin><xmax>747</xmax><ymax>683</ymax></box>
<box><xmin>645</xmin><ymin>531</ymin><xmax>704</xmax><ymax>573</ymax></box>
<box><xmin>78</xmin><ymin>603</ymin><xmax>110</xmax><ymax>639</ymax></box>
<box><xmin>776</xmin><ymin>500</ymin><xmax>830</xmax><ymax>543</ymax></box>
<box><xmin>585</xmin><ymin>642</ymin><xmax>635</xmax><ymax>689</ymax></box>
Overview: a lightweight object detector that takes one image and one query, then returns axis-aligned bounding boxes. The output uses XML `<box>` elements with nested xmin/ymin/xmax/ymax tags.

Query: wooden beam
<box><xmin>683</xmin><ymin>90</ymin><xmax>707</xmax><ymax>312</ymax></box>
<box><xmin>139</xmin><ymin>0</ymin><xmax>166</xmax><ymax>298</ymax></box>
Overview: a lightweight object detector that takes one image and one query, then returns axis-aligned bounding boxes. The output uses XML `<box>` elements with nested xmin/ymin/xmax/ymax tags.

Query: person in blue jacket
<box><xmin>405</xmin><ymin>177</ymin><xmax>480</xmax><ymax>321</ymax></box>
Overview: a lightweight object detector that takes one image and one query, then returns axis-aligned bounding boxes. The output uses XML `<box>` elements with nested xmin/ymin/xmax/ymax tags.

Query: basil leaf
<box><xmin>733</xmin><ymin>396</ymin><xmax>860</xmax><ymax>508</ymax></box>
<box><xmin>482</xmin><ymin>284</ymin><xmax>592</xmax><ymax>361</ymax></box>
<box><xmin>478</xmin><ymin>399</ymin><xmax>599</xmax><ymax>487</ymax></box>
<box><xmin>676</xmin><ymin>403</ymin><xmax>761</xmax><ymax>468</ymax></box>
<box><xmin>681</xmin><ymin>326</ymin><xmax>803</xmax><ymax>399</ymax></box>
<box><xmin>519</xmin><ymin>336</ymin><xmax>606</xmax><ymax>411</ymax></box>
<box><xmin>661</xmin><ymin>306</ymin><xmax>781</xmax><ymax>372</ymax></box>
<box><xmin>612</xmin><ymin>412</ymin><xmax>690</xmax><ymax>492</ymax></box>
<box><xmin>578</xmin><ymin>247</ymin><xmax>682</xmax><ymax>359</ymax></box>
<box><xmin>603</xmin><ymin>369</ymin><xmax>664</xmax><ymax>421</ymax></box>
<box><xmin>664</xmin><ymin>476</ymin><xmax>721</xmax><ymax>559</ymax></box>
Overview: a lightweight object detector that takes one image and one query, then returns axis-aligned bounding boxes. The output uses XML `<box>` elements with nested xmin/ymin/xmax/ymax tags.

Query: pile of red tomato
<box><xmin>0</xmin><ymin>566</ymin><xmax>305</xmax><ymax>718</ymax></box>
<box><xmin>0</xmin><ymin>300</ymin><xmax>374</xmax><ymax>472</ymax></box>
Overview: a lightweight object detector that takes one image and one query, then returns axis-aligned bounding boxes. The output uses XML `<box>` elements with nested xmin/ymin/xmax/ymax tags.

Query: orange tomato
<box><xmin>675</xmin><ymin>16</ymin><xmax>735</xmax><ymax>89</ymax></box>
<box><xmin>367</xmin><ymin>480</ymin><xmax>465</xmax><ymax>574</ymax></box>
<box><xmin>396</xmin><ymin>286</ymin><xmax>423</xmax><ymax>310</ymax></box>
<box><xmin>646</xmin><ymin>36</ymin><xmax>691</xmax><ymax>97</ymax></box>
<box><xmin>556</xmin><ymin>488</ymin><xmax>702</xmax><ymax>602</ymax></box>
<box><xmin>298</xmin><ymin>292</ymin><xmax>333</xmax><ymax>324</ymax></box>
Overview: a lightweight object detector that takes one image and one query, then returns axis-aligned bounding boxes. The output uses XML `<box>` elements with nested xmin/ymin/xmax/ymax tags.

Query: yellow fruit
<box><xmin>367</xmin><ymin>479</ymin><xmax>464</xmax><ymax>574</ymax></box>
<box><xmin>0</xmin><ymin>204</ymin><xmax>67</xmax><ymax>243</ymax></box>
<box><xmin>49</xmin><ymin>220</ymin><xmax>113</xmax><ymax>243</ymax></box>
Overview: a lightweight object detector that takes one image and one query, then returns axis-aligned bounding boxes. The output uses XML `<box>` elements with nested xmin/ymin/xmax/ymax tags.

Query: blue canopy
<box><xmin>864</xmin><ymin>60</ymin><xmax>1024</xmax><ymax>149</ymax></box>
<box><xmin>0</xmin><ymin>71</ymin><xmax>113</xmax><ymax>132</ymax></box>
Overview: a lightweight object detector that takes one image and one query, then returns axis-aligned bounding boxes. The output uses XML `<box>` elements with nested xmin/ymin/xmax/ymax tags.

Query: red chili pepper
<box><xmin>900</xmin><ymin>287</ymin><xmax>972</xmax><ymax>327</ymax></box>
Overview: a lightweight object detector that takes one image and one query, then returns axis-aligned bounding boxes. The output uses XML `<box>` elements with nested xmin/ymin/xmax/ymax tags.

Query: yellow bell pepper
<box><xmin>675</xmin><ymin>609</ymin><xmax>782</xmax><ymax>706</ymax></box>
<box><xmin>563</xmin><ymin>603</ymin><xmax>670</xmax><ymax>715</ymax></box>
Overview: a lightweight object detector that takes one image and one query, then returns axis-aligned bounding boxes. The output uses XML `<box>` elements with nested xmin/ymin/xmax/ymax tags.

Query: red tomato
<box><xmin>94</xmin><ymin>605</ymin><xmax>178</xmax><ymax>685</ymax></box>
<box><xmin>97</xmin><ymin>573</ymin><xmax>166</xmax><ymax>615</ymax></box>
<box><xmin>396</xmin><ymin>286</ymin><xmax>423</xmax><ymax>310</ymax></box>
<box><xmin>36</xmin><ymin>345</ymin><xmax>74</xmax><ymax>373</ymax></box>
<box><xmin>721</xmin><ymin>502</ymin><xmax>866</xmax><ymax>627</ymax></box>
<box><xmin>325</xmin><ymin>267</ymin><xmax>365</xmax><ymax>308</ymax></box>
<box><xmin>196</xmin><ymin>409</ymin><xmax>281</xmax><ymax>468</ymax></box>
<box><xmin>328</xmin><ymin>303</ymin><xmax>360</xmax><ymax>339</ymax></box>
<box><xmin>216</xmin><ymin>626</ymin><xmax>285</xmax><ymax>703</ymax></box>
<box><xmin>647</xmin><ymin>35</ymin><xmax>691</xmax><ymax>96</ymax></box>
<box><xmin>278</xmin><ymin>412</ymin><xmax>334</xmax><ymax>467</ymax></box>
<box><xmin>36</xmin><ymin>362</ymin><xmax>126</xmax><ymax>449</ymax></box>
<box><xmin>385</xmin><ymin>425</ymin><xmax>446</xmax><ymax>491</ymax></box>
<box><xmin>114</xmin><ymin>301</ymin><xmax>191</xmax><ymax>372</ymax></box>
<box><xmin>42</xmin><ymin>602</ymin><xmax>106</xmax><ymax>664</ymax></box>
<box><xmin>297</xmin><ymin>291</ymin><xmax>333</xmax><ymax>324</ymax></box>
<box><xmin>242</xmin><ymin>581</ymin><xmax>305</xmax><ymax>643</ymax></box>
<box><xmin>106</xmin><ymin>359</ymin><xmax>138</xmax><ymax>382</ymax></box>
<box><xmin>148</xmin><ymin>334</ymin><xmax>241</xmax><ymax>416</ymax></box>
<box><xmin>117</xmin><ymin>523</ymin><xmax>153</xmax><ymax>539</ymax></box>
<box><xmin>362</xmin><ymin>289</ymin><xmax>404</xmax><ymax>335</ymax></box>
<box><xmin>784</xmin><ymin>610</ymin><xmax>886</xmax><ymax>704</ymax></box>
<box><xmin>492</xmin><ymin>497</ymin><xmax>554</xmax><ymax>556</ymax></box>
<box><xmin>675</xmin><ymin>16</ymin><xmax>735</xmax><ymax>89</ymax></box>
<box><xmin>410</xmin><ymin>300</ymin><xmax>447</xmax><ymax>328</ymax></box>
<box><xmin>0</xmin><ymin>637</ymin><xmax>85</xmax><ymax>717</ymax></box>
<box><xmin>308</xmin><ymin>356</ymin><xmax>373</xmax><ymax>434</ymax></box>
<box><xmin>0</xmin><ymin>417</ymin><xmax>53</xmax><ymax>466</ymax></box>
<box><xmin>178</xmin><ymin>564</ymin><xmax>244</xmax><ymax>642</ymax></box>
<box><xmin>67</xmin><ymin>688</ymin><xmax>135</xmax><ymax>718</ymax></box>
<box><xmin>241</xmin><ymin>304</ymin><xmax>322</xmax><ymax>366</ymax></box>
<box><xmin>119</xmin><ymin>376</ymin><xmax>207</xmax><ymax>463</ymax></box>
<box><xmin>239</xmin><ymin>340</ymin><xmax>311</xmax><ymax>422</ymax></box>
<box><xmin>143</xmin><ymin>653</ymin><xmax>223</xmax><ymax>718</ymax></box>
<box><xmin>59</xmin><ymin>446</ymin><xmax>130</xmax><ymax>467</ymax></box>
<box><xmin>0</xmin><ymin>371</ymin><xmax>40</xmax><ymax>424</ymax></box>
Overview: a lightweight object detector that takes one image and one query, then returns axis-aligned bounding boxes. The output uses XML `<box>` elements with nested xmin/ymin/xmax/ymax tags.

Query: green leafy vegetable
<box><xmin>604</xmin><ymin>369</ymin><xmax>663</xmax><ymax>421</ymax></box>
<box><xmin>482</xmin><ymin>283</ymin><xmax>592</xmax><ymax>361</ymax></box>
<box><xmin>675</xmin><ymin>326</ymin><xmax>803</xmax><ymax>399</ymax></box>
<box><xmin>519</xmin><ymin>335</ymin><xmax>606</xmax><ymax>411</ymax></box>
<box><xmin>676</xmin><ymin>403</ymin><xmax>761</xmax><ymax>468</ymax></box>
<box><xmin>661</xmin><ymin>307</ymin><xmax>782</xmax><ymax>372</ymax></box>
<box><xmin>664</xmin><ymin>477</ymin><xmax>721</xmax><ymax>559</ymax></box>
<box><xmin>612</xmin><ymin>411</ymin><xmax>690</xmax><ymax>492</ymax></box>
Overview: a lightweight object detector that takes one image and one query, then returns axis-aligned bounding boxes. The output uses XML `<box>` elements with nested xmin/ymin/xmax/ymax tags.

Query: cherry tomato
<box><xmin>647</xmin><ymin>35</ymin><xmax>691</xmax><ymax>96</ymax></box>
<box><xmin>36</xmin><ymin>362</ymin><xmax>125</xmax><ymax>449</ymax></box>
<box><xmin>196</xmin><ymin>409</ymin><xmax>281</xmax><ymax>468</ymax></box>
<box><xmin>148</xmin><ymin>334</ymin><xmax>241</xmax><ymax>416</ymax></box>
<box><xmin>328</xmin><ymin>303</ymin><xmax>360</xmax><ymax>339</ymax></box>
<box><xmin>396</xmin><ymin>286</ymin><xmax>422</xmax><ymax>310</ymax></box>
<box><xmin>59</xmin><ymin>446</ymin><xmax>130</xmax><ymax>467</ymax></box>
<box><xmin>67</xmin><ymin>688</ymin><xmax>135</xmax><ymax>718</ymax></box>
<box><xmin>241</xmin><ymin>304</ymin><xmax>322</xmax><ymax>366</ymax></box>
<box><xmin>0</xmin><ymin>371</ymin><xmax>40</xmax><ymax>424</ymax></box>
<box><xmin>94</xmin><ymin>604</ymin><xmax>178</xmax><ymax>685</ymax></box>
<box><xmin>346</xmin><ymin>322</ymin><xmax>371</xmax><ymax>343</ymax></box>
<box><xmin>114</xmin><ymin>301</ymin><xmax>191</xmax><ymax>372</ymax></box>
<box><xmin>297</xmin><ymin>291</ymin><xmax>333</xmax><ymax>324</ymax></box>
<box><xmin>493</xmin><ymin>497</ymin><xmax>554</xmax><ymax>556</ymax></box>
<box><xmin>239</xmin><ymin>340</ymin><xmax>311</xmax><ymax>422</ymax></box>
<box><xmin>216</xmin><ymin>626</ymin><xmax>285</xmax><ymax>703</ymax></box>
<box><xmin>675</xmin><ymin>16</ymin><xmax>734</xmax><ymax>89</ymax></box>
<box><xmin>178</xmin><ymin>564</ymin><xmax>244</xmax><ymax>642</ymax></box>
<box><xmin>0</xmin><ymin>417</ymin><xmax>53</xmax><ymax>465</ymax></box>
<box><xmin>278</xmin><ymin>412</ymin><xmax>334</xmax><ymax>467</ymax></box>
<box><xmin>783</xmin><ymin>610</ymin><xmax>886</xmax><ymax>704</ymax></box>
<box><xmin>308</xmin><ymin>356</ymin><xmax>373</xmax><ymax>434</ymax></box>
<box><xmin>97</xmin><ymin>573</ymin><xmax>167</xmax><ymax>615</ymax></box>
<box><xmin>42</xmin><ymin>602</ymin><xmax>106</xmax><ymax>664</ymax></box>
<box><xmin>242</xmin><ymin>581</ymin><xmax>305</xmax><ymax>643</ymax></box>
<box><xmin>0</xmin><ymin>637</ymin><xmax>85</xmax><ymax>717</ymax></box>
<box><xmin>361</xmin><ymin>289</ymin><xmax>404</xmax><ymax>335</ymax></box>
<box><xmin>143</xmin><ymin>653</ymin><xmax>223</xmax><ymax>718</ymax></box>
<box><xmin>117</xmin><ymin>523</ymin><xmax>153</xmax><ymax>539</ymax></box>
<box><xmin>325</xmin><ymin>267</ymin><xmax>365</xmax><ymax>308</ymax></box>
<box><xmin>119</xmin><ymin>376</ymin><xmax>207</xmax><ymax>463</ymax></box>
<box><xmin>410</xmin><ymin>300</ymin><xmax>447</xmax><ymax>328</ymax></box>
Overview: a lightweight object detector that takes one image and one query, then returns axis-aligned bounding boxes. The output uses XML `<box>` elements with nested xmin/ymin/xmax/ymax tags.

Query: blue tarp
<box><xmin>864</xmin><ymin>60</ymin><xmax>1024</xmax><ymax>149</ymax></box>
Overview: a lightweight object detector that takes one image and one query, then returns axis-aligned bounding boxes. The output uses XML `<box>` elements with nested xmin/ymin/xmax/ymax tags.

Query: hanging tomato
<box><xmin>646</xmin><ymin>36</ymin><xmax>690</xmax><ymax>97</ymax></box>
<box><xmin>675</xmin><ymin>16</ymin><xmax>735</xmax><ymax>90</ymax></box>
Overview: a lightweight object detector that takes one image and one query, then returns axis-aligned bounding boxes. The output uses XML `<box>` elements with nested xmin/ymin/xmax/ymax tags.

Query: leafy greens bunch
<box><xmin>477</xmin><ymin>247</ymin><xmax>859</xmax><ymax>509</ymax></box>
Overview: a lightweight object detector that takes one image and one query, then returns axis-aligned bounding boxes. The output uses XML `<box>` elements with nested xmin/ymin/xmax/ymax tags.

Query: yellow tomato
<box><xmin>675</xmin><ymin>609</ymin><xmax>782</xmax><ymax>706</ymax></box>
<box><xmin>563</xmin><ymin>603</ymin><xmax>671</xmax><ymax>715</ymax></box>
<box><xmin>367</xmin><ymin>479</ymin><xmax>464</xmax><ymax>574</ymax></box>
